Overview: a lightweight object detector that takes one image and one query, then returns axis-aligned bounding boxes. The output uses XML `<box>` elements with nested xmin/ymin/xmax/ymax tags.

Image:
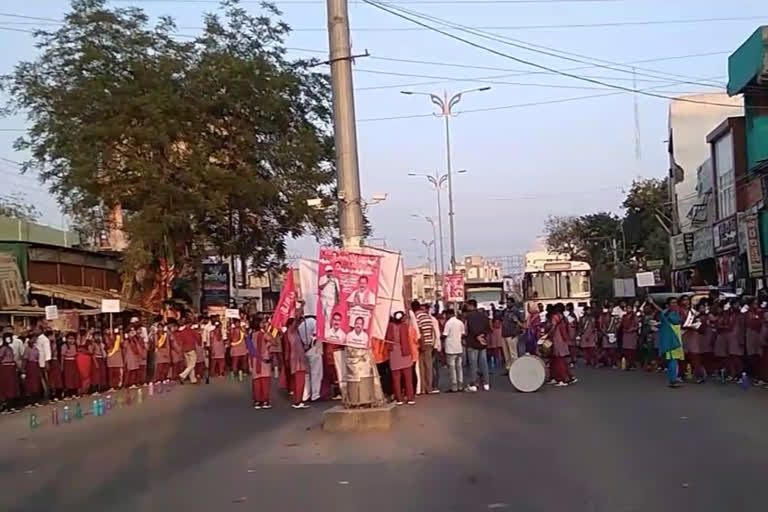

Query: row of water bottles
<box><xmin>30</xmin><ymin>380</ymin><xmax>174</xmax><ymax>429</ymax></box>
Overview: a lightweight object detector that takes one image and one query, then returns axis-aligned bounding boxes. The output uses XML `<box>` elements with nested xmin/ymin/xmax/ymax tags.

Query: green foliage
<box><xmin>621</xmin><ymin>178</ymin><xmax>670</xmax><ymax>263</ymax></box>
<box><xmin>0</xmin><ymin>192</ymin><xmax>40</xmax><ymax>222</ymax></box>
<box><xmin>2</xmin><ymin>0</ymin><xmax>337</xmax><ymax>279</ymax></box>
<box><xmin>544</xmin><ymin>212</ymin><xmax>621</xmax><ymax>265</ymax></box>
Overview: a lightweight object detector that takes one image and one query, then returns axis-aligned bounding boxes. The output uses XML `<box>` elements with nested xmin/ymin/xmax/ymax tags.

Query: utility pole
<box><xmin>327</xmin><ymin>0</ymin><xmax>364</xmax><ymax>248</ymax></box>
<box><xmin>326</xmin><ymin>0</ymin><xmax>381</xmax><ymax>407</ymax></box>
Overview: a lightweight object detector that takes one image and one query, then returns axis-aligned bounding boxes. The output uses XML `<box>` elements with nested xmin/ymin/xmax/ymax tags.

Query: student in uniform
<box><xmin>137</xmin><ymin>326</ymin><xmax>148</xmax><ymax>385</ymax></box>
<box><xmin>699</xmin><ymin>300</ymin><xmax>716</xmax><ymax>377</ymax></box>
<box><xmin>578</xmin><ymin>306</ymin><xmax>598</xmax><ymax>367</ymax></box>
<box><xmin>75</xmin><ymin>330</ymin><xmax>93</xmax><ymax>395</ymax></box>
<box><xmin>682</xmin><ymin>302</ymin><xmax>705</xmax><ymax>383</ymax></box>
<box><xmin>194</xmin><ymin>323</ymin><xmax>206</xmax><ymax>382</ymax></box>
<box><xmin>621</xmin><ymin>305</ymin><xmax>640</xmax><ymax>370</ymax></box>
<box><xmin>61</xmin><ymin>332</ymin><xmax>80</xmax><ymax>399</ymax></box>
<box><xmin>387</xmin><ymin>311</ymin><xmax>416</xmax><ymax>404</ymax></box>
<box><xmin>209</xmin><ymin>318</ymin><xmax>226</xmax><ymax>377</ymax></box>
<box><xmin>745</xmin><ymin>299</ymin><xmax>763</xmax><ymax>381</ymax></box>
<box><xmin>228</xmin><ymin>318</ymin><xmax>248</xmax><ymax>377</ymax></box>
<box><xmin>124</xmin><ymin>325</ymin><xmax>142</xmax><ymax>388</ymax></box>
<box><xmin>170</xmin><ymin>321</ymin><xmax>184</xmax><ymax>379</ymax></box>
<box><xmin>106</xmin><ymin>328</ymin><xmax>125</xmax><ymax>390</ymax></box>
<box><xmin>91</xmin><ymin>331</ymin><xmax>107</xmax><ymax>394</ymax></box>
<box><xmin>0</xmin><ymin>332</ymin><xmax>21</xmax><ymax>413</ymax></box>
<box><xmin>47</xmin><ymin>333</ymin><xmax>64</xmax><ymax>401</ymax></box>
<box><xmin>727</xmin><ymin>299</ymin><xmax>745</xmax><ymax>380</ymax></box>
<box><xmin>285</xmin><ymin>316</ymin><xmax>310</xmax><ymax>409</ymax></box>
<box><xmin>23</xmin><ymin>336</ymin><xmax>43</xmax><ymax>406</ymax></box>
<box><xmin>550</xmin><ymin>304</ymin><xmax>577</xmax><ymax>387</ymax></box>
<box><xmin>153</xmin><ymin>323</ymin><xmax>172</xmax><ymax>383</ymax></box>
<box><xmin>249</xmin><ymin>318</ymin><xmax>273</xmax><ymax>409</ymax></box>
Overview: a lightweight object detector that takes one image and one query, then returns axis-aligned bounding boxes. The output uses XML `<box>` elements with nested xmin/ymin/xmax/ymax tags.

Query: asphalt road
<box><xmin>2</xmin><ymin>367</ymin><xmax>768</xmax><ymax>512</ymax></box>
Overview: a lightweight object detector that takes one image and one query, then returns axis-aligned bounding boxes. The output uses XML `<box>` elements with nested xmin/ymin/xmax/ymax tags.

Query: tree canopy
<box><xmin>0</xmin><ymin>192</ymin><xmax>39</xmax><ymax>222</ymax></box>
<box><xmin>2</xmin><ymin>0</ymin><xmax>337</xmax><ymax>302</ymax></box>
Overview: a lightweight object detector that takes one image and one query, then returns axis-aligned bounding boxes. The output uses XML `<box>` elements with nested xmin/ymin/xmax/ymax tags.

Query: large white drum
<box><xmin>509</xmin><ymin>355</ymin><xmax>547</xmax><ymax>393</ymax></box>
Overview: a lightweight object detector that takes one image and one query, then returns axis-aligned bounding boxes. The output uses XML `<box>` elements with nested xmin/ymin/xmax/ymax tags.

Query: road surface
<box><xmin>2</xmin><ymin>368</ymin><xmax>767</xmax><ymax>511</ymax></box>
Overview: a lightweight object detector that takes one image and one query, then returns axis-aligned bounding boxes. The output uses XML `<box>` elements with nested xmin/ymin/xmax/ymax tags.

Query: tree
<box><xmin>545</xmin><ymin>212</ymin><xmax>621</xmax><ymax>265</ymax></box>
<box><xmin>0</xmin><ymin>192</ymin><xmax>39</xmax><ymax>222</ymax></box>
<box><xmin>2</xmin><ymin>0</ymin><xmax>337</xmax><ymax>305</ymax></box>
<box><xmin>621</xmin><ymin>178</ymin><xmax>670</xmax><ymax>263</ymax></box>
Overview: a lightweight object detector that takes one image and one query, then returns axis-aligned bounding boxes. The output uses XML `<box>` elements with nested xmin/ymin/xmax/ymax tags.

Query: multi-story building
<box><xmin>404</xmin><ymin>265</ymin><xmax>437</xmax><ymax>303</ymax></box>
<box><xmin>455</xmin><ymin>255</ymin><xmax>502</xmax><ymax>283</ymax></box>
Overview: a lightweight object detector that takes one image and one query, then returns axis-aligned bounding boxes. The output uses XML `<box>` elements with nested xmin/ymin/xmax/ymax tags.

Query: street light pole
<box><xmin>401</xmin><ymin>87</ymin><xmax>491</xmax><ymax>271</ymax></box>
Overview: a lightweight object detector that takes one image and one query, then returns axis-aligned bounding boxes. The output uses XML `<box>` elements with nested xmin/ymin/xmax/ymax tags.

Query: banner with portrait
<box><xmin>316</xmin><ymin>248</ymin><xmax>381</xmax><ymax>349</ymax></box>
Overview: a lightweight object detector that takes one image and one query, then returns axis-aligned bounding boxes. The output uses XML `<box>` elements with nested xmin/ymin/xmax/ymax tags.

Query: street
<box><xmin>2</xmin><ymin>368</ymin><xmax>768</xmax><ymax>512</ymax></box>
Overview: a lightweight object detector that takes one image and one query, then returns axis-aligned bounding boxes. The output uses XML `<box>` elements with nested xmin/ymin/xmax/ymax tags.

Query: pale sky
<box><xmin>0</xmin><ymin>0</ymin><xmax>765</xmax><ymax>267</ymax></box>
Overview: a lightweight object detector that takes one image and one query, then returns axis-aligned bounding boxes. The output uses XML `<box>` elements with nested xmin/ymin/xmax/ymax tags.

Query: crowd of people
<box><xmin>4</xmin><ymin>291</ymin><xmax>764</xmax><ymax>415</ymax></box>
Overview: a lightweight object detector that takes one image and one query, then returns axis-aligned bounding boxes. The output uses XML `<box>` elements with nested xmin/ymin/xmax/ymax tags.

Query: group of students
<box><xmin>0</xmin><ymin>314</ymin><xmax>285</xmax><ymax>414</ymax></box>
<box><xmin>528</xmin><ymin>294</ymin><xmax>768</xmax><ymax>388</ymax></box>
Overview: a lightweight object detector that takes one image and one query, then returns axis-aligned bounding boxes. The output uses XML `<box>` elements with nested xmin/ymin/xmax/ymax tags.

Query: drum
<box><xmin>509</xmin><ymin>355</ymin><xmax>547</xmax><ymax>393</ymax></box>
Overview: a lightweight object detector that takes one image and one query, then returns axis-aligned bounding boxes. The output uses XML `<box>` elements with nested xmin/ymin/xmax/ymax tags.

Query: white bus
<box><xmin>523</xmin><ymin>251</ymin><xmax>592</xmax><ymax>314</ymax></box>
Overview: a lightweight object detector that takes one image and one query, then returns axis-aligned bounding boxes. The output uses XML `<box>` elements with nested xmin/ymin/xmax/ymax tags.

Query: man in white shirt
<box><xmin>325</xmin><ymin>312</ymin><xmax>347</xmax><ymax>345</ymax></box>
<box><xmin>36</xmin><ymin>328</ymin><xmax>52</xmax><ymax>370</ymax></box>
<box><xmin>318</xmin><ymin>265</ymin><xmax>340</xmax><ymax>323</ymax></box>
<box><xmin>442</xmin><ymin>309</ymin><xmax>465</xmax><ymax>392</ymax></box>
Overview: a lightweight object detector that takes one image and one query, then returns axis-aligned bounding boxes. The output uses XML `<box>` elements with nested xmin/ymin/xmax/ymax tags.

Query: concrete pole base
<box><xmin>322</xmin><ymin>402</ymin><xmax>397</xmax><ymax>432</ymax></box>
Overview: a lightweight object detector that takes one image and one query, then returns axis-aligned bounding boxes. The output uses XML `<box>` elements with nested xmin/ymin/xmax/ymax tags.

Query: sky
<box><xmin>0</xmin><ymin>0</ymin><xmax>765</xmax><ymax>268</ymax></box>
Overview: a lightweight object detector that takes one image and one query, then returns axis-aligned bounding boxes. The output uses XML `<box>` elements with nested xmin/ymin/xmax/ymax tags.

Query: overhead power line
<box><xmin>106</xmin><ymin>0</ymin><xmax>641</xmax><ymax>4</ymax></box>
<box><xmin>361</xmin><ymin>0</ymin><xmax>741</xmax><ymax>108</ymax></box>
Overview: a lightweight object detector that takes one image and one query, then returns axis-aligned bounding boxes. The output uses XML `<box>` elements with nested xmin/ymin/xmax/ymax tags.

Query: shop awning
<box><xmin>28</xmin><ymin>283</ymin><xmax>153</xmax><ymax>313</ymax></box>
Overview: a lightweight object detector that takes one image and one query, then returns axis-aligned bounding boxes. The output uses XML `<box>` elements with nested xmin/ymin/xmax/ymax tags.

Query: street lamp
<box><xmin>411</xmin><ymin>214</ymin><xmax>439</xmax><ymax>294</ymax></box>
<box><xmin>401</xmin><ymin>87</ymin><xmax>491</xmax><ymax>272</ymax></box>
<box><xmin>410</xmin><ymin>237</ymin><xmax>438</xmax><ymax>301</ymax></box>
<box><xmin>407</xmin><ymin>169</ymin><xmax>467</xmax><ymax>277</ymax></box>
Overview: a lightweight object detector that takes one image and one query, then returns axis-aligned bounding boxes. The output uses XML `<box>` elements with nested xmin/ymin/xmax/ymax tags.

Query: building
<box><xmin>455</xmin><ymin>255</ymin><xmax>502</xmax><ymax>283</ymax></box>
<box><xmin>668</xmin><ymin>93</ymin><xmax>743</xmax><ymax>290</ymax></box>
<box><xmin>404</xmin><ymin>265</ymin><xmax>437</xmax><ymax>303</ymax></box>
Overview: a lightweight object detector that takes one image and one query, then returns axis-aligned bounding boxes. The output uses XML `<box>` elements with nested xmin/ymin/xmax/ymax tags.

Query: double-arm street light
<box><xmin>401</xmin><ymin>87</ymin><xmax>491</xmax><ymax>272</ymax></box>
<box><xmin>408</xmin><ymin>168</ymin><xmax>467</xmax><ymax>277</ymax></box>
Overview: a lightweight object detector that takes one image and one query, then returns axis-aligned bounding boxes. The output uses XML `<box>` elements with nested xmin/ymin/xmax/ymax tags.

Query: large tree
<box><xmin>621</xmin><ymin>178</ymin><xmax>670</xmax><ymax>264</ymax></box>
<box><xmin>2</xmin><ymin>0</ymin><xmax>336</xmax><ymax>305</ymax></box>
<box><xmin>545</xmin><ymin>212</ymin><xmax>622</xmax><ymax>265</ymax></box>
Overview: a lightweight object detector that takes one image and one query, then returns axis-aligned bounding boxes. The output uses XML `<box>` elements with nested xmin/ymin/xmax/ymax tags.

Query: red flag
<box><xmin>270</xmin><ymin>270</ymin><xmax>296</xmax><ymax>334</ymax></box>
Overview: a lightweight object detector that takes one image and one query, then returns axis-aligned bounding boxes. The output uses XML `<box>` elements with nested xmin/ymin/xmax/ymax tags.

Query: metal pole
<box><xmin>435</xmin><ymin>171</ymin><xmax>446</xmax><ymax>276</ymax></box>
<box><xmin>327</xmin><ymin>0</ymin><xmax>364</xmax><ymax>248</ymax></box>
<box><xmin>431</xmin><ymin>222</ymin><xmax>439</xmax><ymax>302</ymax></box>
<box><xmin>443</xmin><ymin>91</ymin><xmax>457</xmax><ymax>272</ymax></box>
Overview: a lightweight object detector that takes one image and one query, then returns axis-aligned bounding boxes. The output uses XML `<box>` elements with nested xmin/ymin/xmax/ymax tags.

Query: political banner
<box><xmin>201</xmin><ymin>263</ymin><xmax>230</xmax><ymax>307</ymax></box>
<box><xmin>316</xmin><ymin>248</ymin><xmax>381</xmax><ymax>349</ymax></box>
<box><xmin>443</xmin><ymin>273</ymin><xmax>465</xmax><ymax>302</ymax></box>
<box><xmin>270</xmin><ymin>269</ymin><xmax>297</xmax><ymax>333</ymax></box>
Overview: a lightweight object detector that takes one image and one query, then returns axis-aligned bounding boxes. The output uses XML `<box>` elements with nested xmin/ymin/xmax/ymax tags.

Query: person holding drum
<box><xmin>549</xmin><ymin>304</ymin><xmax>577</xmax><ymax>387</ymax></box>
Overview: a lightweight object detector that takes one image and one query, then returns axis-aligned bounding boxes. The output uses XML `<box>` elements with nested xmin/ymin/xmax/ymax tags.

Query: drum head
<box><xmin>509</xmin><ymin>355</ymin><xmax>546</xmax><ymax>393</ymax></box>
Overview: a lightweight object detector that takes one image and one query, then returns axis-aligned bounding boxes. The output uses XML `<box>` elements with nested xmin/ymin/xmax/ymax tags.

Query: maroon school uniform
<box><xmin>153</xmin><ymin>331</ymin><xmax>171</xmax><ymax>382</ymax></box>
<box><xmin>250</xmin><ymin>332</ymin><xmax>272</xmax><ymax>405</ymax></box>
<box><xmin>551</xmin><ymin>313</ymin><xmax>572</xmax><ymax>383</ymax></box>
<box><xmin>210</xmin><ymin>327</ymin><xmax>225</xmax><ymax>376</ymax></box>
<box><xmin>124</xmin><ymin>335</ymin><xmax>141</xmax><ymax>386</ymax></box>
<box><xmin>106</xmin><ymin>335</ymin><xmax>125</xmax><ymax>389</ymax></box>
<box><xmin>621</xmin><ymin>313</ymin><xmax>639</xmax><ymax>368</ymax></box>
<box><xmin>0</xmin><ymin>344</ymin><xmax>20</xmax><ymax>401</ymax></box>
<box><xmin>579</xmin><ymin>316</ymin><xmax>598</xmax><ymax>367</ymax></box>
<box><xmin>170</xmin><ymin>331</ymin><xmax>184</xmax><ymax>378</ymax></box>
<box><xmin>91</xmin><ymin>343</ymin><xmax>107</xmax><ymax>389</ymax></box>
<box><xmin>47</xmin><ymin>342</ymin><xmax>64</xmax><ymax>391</ymax></box>
<box><xmin>229</xmin><ymin>327</ymin><xmax>248</xmax><ymax>373</ymax></box>
<box><xmin>62</xmin><ymin>343</ymin><xmax>80</xmax><ymax>391</ymax></box>
<box><xmin>194</xmin><ymin>332</ymin><xmax>206</xmax><ymax>379</ymax></box>
<box><xmin>24</xmin><ymin>346</ymin><xmax>42</xmax><ymax>397</ymax></box>
<box><xmin>137</xmin><ymin>336</ymin><xmax>148</xmax><ymax>385</ymax></box>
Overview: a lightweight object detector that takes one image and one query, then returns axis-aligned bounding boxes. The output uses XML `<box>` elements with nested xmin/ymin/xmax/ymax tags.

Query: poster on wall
<box><xmin>316</xmin><ymin>248</ymin><xmax>381</xmax><ymax>349</ymax></box>
<box><xmin>745</xmin><ymin>214</ymin><xmax>764</xmax><ymax>277</ymax></box>
<box><xmin>443</xmin><ymin>273</ymin><xmax>465</xmax><ymax>302</ymax></box>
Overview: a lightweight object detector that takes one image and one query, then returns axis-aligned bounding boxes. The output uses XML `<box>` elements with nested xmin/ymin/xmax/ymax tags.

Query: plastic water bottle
<box><xmin>100</xmin><ymin>399</ymin><xmax>106</xmax><ymax>416</ymax></box>
<box><xmin>740</xmin><ymin>372</ymin><xmax>750</xmax><ymax>390</ymax></box>
<box><xmin>105</xmin><ymin>395</ymin><xmax>113</xmax><ymax>410</ymax></box>
<box><xmin>238</xmin><ymin>370</ymin><xmax>243</xmax><ymax>382</ymax></box>
<box><xmin>51</xmin><ymin>407</ymin><xmax>59</xmax><ymax>426</ymax></box>
<box><xmin>137</xmin><ymin>387</ymin><xmax>143</xmax><ymax>404</ymax></box>
<box><xmin>92</xmin><ymin>399</ymin><xmax>99</xmax><ymax>416</ymax></box>
<box><xmin>63</xmin><ymin>405</ymin><xmax>71</xmax><ymax>422</ymax></box>
<box><xmin>29</xmin><ymin>413</ymin><xmax>39</xmax><ymax>430</ymax></box>
<box><xmin>148</xmin><ymin>382</ymin><xmax>154</xmax><ymax>396</ymax></box>
<box><xmin>74</xmin><ymin>402</ymin><xmax>83</xmax><ymax>419</ymax></box>
<box><xmin>719</xmin><ymin>369</ymin><xmax>726</xmax><ymax>384</ymax></box>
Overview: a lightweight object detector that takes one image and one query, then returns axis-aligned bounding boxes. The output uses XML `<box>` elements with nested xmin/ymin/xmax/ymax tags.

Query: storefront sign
<box><xmin>737</xmin><ymin>212</ymin><xmax>748</xmax><ymax>255</ymax></box>
<box><xmin>443</xmin><ymin>273</ymin><xmax>466</xmax><ymax>302</ymax></box>
<box><xmin>746</xmin><ymin>214</ymin><xmax>764</xmax><ymax>277</ymax></box>
<box><xmin>713</xmin><ymin>215</ymin><xmax>738</xmax><ymax>253</ymax></box>
<box><xmin>691</xmin><ymin>226</ymin><xmax>714</xmax><ymax>262</ymax></box>
<box><xmin>646</xmin><ymin>259</ymin><xmax>665</xmax><ymax>270</ymax></box>
<box><xmin>671</xmin><ymin>234</ymin><xmax>689</xmax><ymax>268</ymax></box>
<box><xmin>716</xmin><ymin>253</ymin><xmax>737</xmax><ymax>286</ymax></box>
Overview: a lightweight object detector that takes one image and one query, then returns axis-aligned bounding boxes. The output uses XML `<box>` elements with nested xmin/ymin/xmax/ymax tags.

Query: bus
<box><xmin>523</xmin><ymin>251</ymin><xmax>592</xmax><ymax>315</ymax></box>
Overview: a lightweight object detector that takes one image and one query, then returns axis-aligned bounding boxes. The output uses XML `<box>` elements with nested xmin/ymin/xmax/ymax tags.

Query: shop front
<box><xmin>713</xmin><ymin>215</ymin><xmax>740</xmax><ymax>290</ymax></box>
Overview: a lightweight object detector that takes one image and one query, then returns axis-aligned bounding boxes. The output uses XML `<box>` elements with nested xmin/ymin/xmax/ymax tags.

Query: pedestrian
<box><xmin>177</xmin><ymin>319</ymin><xmax>198</xmax><ymax>384</ymax></box>
<box><xmin>600</xmin><ymin>306</ymin><xmax>620</xmax><ymax>368</ymax></box>
<box><xmin>578</xmin><ymin>306</ymin><xmax>598</xmax><ymax>367</ymax></box>
<box><xmin>565</xmin><ymin>303</ymin><xmax>578</xmax><ymax>367</ymax></box>
<box><xmin>727</xmin><ymin>299</ymin><xmax>745</xmax><ymax>380</ymax></box>
<box><xmin>442</xmin><ymin>308</ymin><xmax>465</xmax><ymax>393</ymax></box>
<box><xmin>124</xmin><ymin>325</ymin><xmax>142</xmax><ymax>388</ymax></box>
<box><xmin>285</xmin><ymin>316</ymin><xmax>309</xmax><ymax>409</ymax></box>
<box><xmin>488</xmin><ymin>316</ymin><xmax>503</xmax><ymax>371</ymax></box>
<box><xmin>0</xmin><ymin>332</ymin><xmax>21</xmax><ymax>413</ymax></box>
<box><xmin>386</xmin><ymin>311</ymin><xmax>416</xmax><ymax>404</ymax></box>
<box><xmin>194</xmin><ymin>322</ymin><xmax>206</xmax><ymax>382</ymax></box>
<box><xmin>745</xmin><ymin>298</ymin><xmax>763</xmax><ymax>382</ymax></box>
<box><xmin>23</xmin><ymin>336</ymin><xmax>43</xmax><ymax>406</ymax></box>
<box><xmin>170</xmin><ymin>320</ymin><xmax>184</xmax><ymax>379</ymax></box>
<box><xmin>35</xmin><ymin>328</ymin><xmax>52</xmax><ymax>393</ymax></box>
<box><xmin>464</xmin><ymin>299</ymin><xmax>491</xmax><ymax>392</ymax></box>
<box><xmin>431</xmin><ymin>310</ymin><xmax>443</xmax><ymax>391</ymax></box>
<box><xmin>621</xmin><ymin>304</ymin><xmax>640</xmax><ymax>369</ymax></box>
<box><xmin>414</xmin><ymin>301</ymin><xmax>437</xmax><ymax>394</ymax></box>
<box><xmin>651</xmin><ymin>296</ymin><xmax>685</xmax><ymax>388</ymax></box>
<box><xmin>299</xmin><ymin>315</ymin><xmax>323</xmax><ymax>402</ymax></box>
<box><xmin>61</xmin><ymin>332</ymin><xmax>80</xmax><ymax>398</ymax></box>
<box><xmin>682</xmin><ymin>301</ymin><xmax>705</xmax><ymax>383</ymax></box>
<box><xmin>75</xmin><ymin>331</ymin><xmax>93</xmax><ymax>395</ymax></box>
<box><xmin>47</xmin><ymin>333</ymin><xmax>63</xmax><ymax>401</ymax></box>
<box><xmin>91</xmin><ymin>331</ymin><xmax>107</xmax><ymax>394</ymax></box>
<box><xmin>500</xmin><ymin>303</ymin><xmax>522</xmax><ymax>374</ymax></box>
<box><xmin>248</xmin><ymin>318</ymin><xmax>273</xmax><ymax>409</ymax></box>
<box><xmin>131</xmin><ymin>317</ymin><xmax>149</xmax><ymax>384</ymax></box>
<box><xmin>549</xmin><ymin>304</ymin><xmax>576</xmax><ymax>387</ymax></box>
<box><xmin>106</xmin><ymin>327</ymin><xmax>125</xmax><ymax>390</ymax></box>
<box><xmin>153</xmin><ymin>323</ymin><xmax>171</xmax><ymax>383</ymax></box>
<box><xmin>699</xmin><ymin>301</ymin><xmax>716</xmax><ymax>377</ymax></box>
<box><xmin>209</xmin><ymin>317</ymin><xmax>226</xmax><ymax>377</ymax></box>
<box><xmin>228</xmin><ymin>317</ymin><xmax>248</xmax><ymax>377</ymax></box>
